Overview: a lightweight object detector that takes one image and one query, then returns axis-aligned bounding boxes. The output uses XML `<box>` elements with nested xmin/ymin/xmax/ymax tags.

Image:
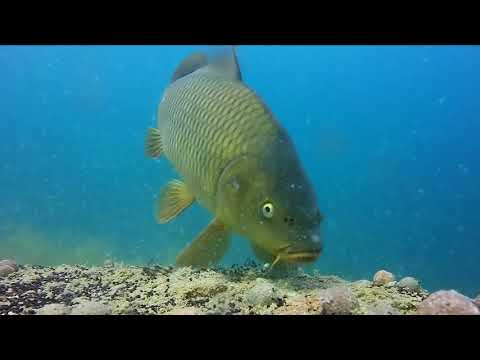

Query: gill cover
<box><xmin>216</xmin><ymin>155</ymin><xmax>263</xmax><ymax>226</ymax></box>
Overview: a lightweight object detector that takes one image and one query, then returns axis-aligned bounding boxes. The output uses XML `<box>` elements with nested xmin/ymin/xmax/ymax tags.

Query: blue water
<box><xmin>0</xmin><ymin>45</ymin><xmax>478</xmax><ymax>297</ymax></box>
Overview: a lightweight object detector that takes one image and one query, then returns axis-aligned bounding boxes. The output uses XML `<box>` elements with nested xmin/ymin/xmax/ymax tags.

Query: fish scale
<box><xmin>158</xmin><ymin>73</ymin><xmax>278</xmax><ymax>212</ymax></box>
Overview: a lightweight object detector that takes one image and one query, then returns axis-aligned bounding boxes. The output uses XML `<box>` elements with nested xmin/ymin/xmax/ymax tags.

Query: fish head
<box><xmin>217</xmin><ymin>154</ymin><xmax>324</xmax><ymax>265</ymax></box>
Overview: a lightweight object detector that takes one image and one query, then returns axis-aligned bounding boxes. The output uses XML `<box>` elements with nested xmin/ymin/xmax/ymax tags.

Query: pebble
<box><xmin>316</xmin><ymin>286</ymin><xmax>359</xmax><ymax>315</ymax></box>
<box><xmin>474</xmin><ymin>295</ymin><xmax>480</xmax><ymax>308</ymax></box>
<box><xmin>416</xmin><ymin>290</ymin><xmax>480</xmax><ymax>315</ymax></box>
<box><xmin>0</xmin><ymin>259</ymin><xmax>18</xmax><ymax>277</ymax></box>
<box><xmin>273</xmin><ymin>294</ymin><xmax>323</xmax><ymax>315</ymax></box>
<box><xmin>109</xmin><ymin>284</ymin><xmax>127</xmax><ymax>296</ymax></box>
<box><xmin>0</xmin><ymin>259</ymin><xmax>18</xmax><ymax>269</ymax></box>
<box><xmin>385</xmin><ymin>281</ymin><xmax>397</xmax><ymax>288</ymax></box>
<box><xmin>36</xmin><ymin>303</ymin><xmax>72</xmax><ymax>315</ymax></box>
<box><xmin>245</xmin><ymin>278</ymin><xmax>279</xmax><ymax>307</ymax></box>
<box><xmin>396</xmin><ymin>277</ymin><xmax>420</xmax><ymax>292</ymax></box>
<box><xmin>103</xmin><ymin>259</ymin><xmax>114</xmax><ymax>267</ymax></box>
<box><xmin>23</xmin><ymin>290</ymin><xmax>37</xmax><ymax>297</ymax></box>
<box><xmin>62</xmin><ymin>288</ymin><xmax>75</xmax><ymax>297</ymax></box>
<box><xmin>373</xmin><ymin>270</ymin><xmax>395</xmax><ymax>286</ymax></box>
<box><xmin>365</xmin><ymin>301</ymin><xmax>400</xmax><ymax>315</ymax></box>
<box><xmin>166</xmin><ymin>307</ymin><xmax>205</xmax><ymax>315</ymax></box>
<box><xmin>71</xmin><ymin>300</ymin><xmax>112</xmax><ymax>315</ymax></box>
<box><xmin>352</xmin><ymin>280</ymin><xmax>372</xmax><ymax>288</ymax></box>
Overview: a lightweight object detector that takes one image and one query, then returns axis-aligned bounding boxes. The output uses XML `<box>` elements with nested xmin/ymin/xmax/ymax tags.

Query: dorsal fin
<box><xmin>170</xmin><ymin>52</ymin><xmax>208</xmax><ymax>83</ymax></box>
<box><xmin>209</xmin><ymin>46</ymin><xmax>242</xmax><ymax>82</ymax></box>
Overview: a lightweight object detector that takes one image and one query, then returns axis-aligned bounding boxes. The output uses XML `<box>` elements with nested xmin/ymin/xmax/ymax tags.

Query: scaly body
<box><xmin>146</xmin><ymin>47</ymin><xmax>323</xmax><ymax>268</ymax></box>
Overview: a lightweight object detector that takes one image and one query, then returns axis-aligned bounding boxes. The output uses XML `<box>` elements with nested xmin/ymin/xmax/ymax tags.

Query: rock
<box><xmin>104</xmin><ymin>259</ymin><xmax>114</xmax><ymax>267</ymax></box>
<box><xmin>365</xmin><ymin>301</ymin><xmax>400</xmax><ymax>315</ymax></box>
<box><xmin>166</xmin><ymin>307</ymin><xmax>205</xmax><ymax>315</ymax></box>
<box><xmin>0</xmin><ymin>259</ymin><xmax>17</xmax><ymax>269</ymax></box>
<box><xmin>373</xmin><ymin>270</ymin><xmax>395</xmax><ymax>286</ymax></box>
<box><xmin>273</xmin><ymin>294</ymin><xmax>323</xmax><ymax>315</ymax></box>
<box><xmin>474</xmin><ymin>295</ymin><xmax>480</xmax><ymax>308</ymax></box>
<box><xmin>36</xmin><ymin>303</ymin><xmax>72</xmax><ymax>315</ymax></box>
<box><xmin>71</xmin><ymin>300</ymin><xmax>112</xmax><ymax>315</ymax></box>
<box><xmin>109</xmin><ymin>284</ymin><xmax>127</xmax><ymax>297</ymax></box>
<box><xmin>316</xmin><ymin>286</ymin><xmax>359</xmax><ymax>315</ymax></box>
<box><xmin>352</xmin><ymin>280</ymin><xmax>372</xmax><ymax>288</ymax></box>
<box><xmin>385</xmin><ymin>281</ymin><xmax>397</xmax><ymax>288</ymax></box>
<box><xmin>396</xmin><ymin>277</ymin><xmax>420</xmax><ymax>292</ymax></box>
<box><xmin>23</xmin><ymin>290</ymin><xmax>37</xmax><ymax>297</ymax></box>
<box><xmin>245</xmin><ymin>278</ymin><xmax>279</xmax><ymax>307</ymax></box>
<box><xmin>416</xmin><ymin>290</ymin><xmax>480</xmax><ymax>315</ymax></box>
<box><xmin>0</xmin><ymin>259</ymin><xmax>18</xmax><ymax>277</ymax></box>
<box><xmin>62</xmin><ymin>288</ymin><xmax>75</xmax><ymax>298</ymax></box>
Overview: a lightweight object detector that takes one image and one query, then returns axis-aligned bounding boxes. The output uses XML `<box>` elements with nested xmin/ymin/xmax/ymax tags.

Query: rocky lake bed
<box><xmin>0</xmin><ymin>259</ymin><xmax>479</xmax><ymax>315</ymax></box>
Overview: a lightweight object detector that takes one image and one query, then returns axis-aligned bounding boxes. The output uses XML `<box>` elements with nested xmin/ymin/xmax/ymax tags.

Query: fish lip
<box><xmin>277</xmin><ymin>246</ymin><xmax>322</xmax><ymax>262</ymax></box>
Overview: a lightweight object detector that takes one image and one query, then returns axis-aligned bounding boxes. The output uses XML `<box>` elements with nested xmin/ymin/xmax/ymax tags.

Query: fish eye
<box><xmin>261</xmin><ymin>202</ymin><xmax>274</xmax><ymax>218</ymax></box>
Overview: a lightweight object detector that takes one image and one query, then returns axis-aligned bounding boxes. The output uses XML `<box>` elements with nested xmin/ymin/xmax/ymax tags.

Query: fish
<box><xmin>145</xmin><ymin>46</ymin><xmax>324</xmax><ymax>269</ymax></box>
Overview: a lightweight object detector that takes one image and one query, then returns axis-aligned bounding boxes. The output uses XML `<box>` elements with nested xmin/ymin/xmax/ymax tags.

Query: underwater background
<box><xmin>0</xmin><ymin>45</ymin><xmax>478</xmax><ymax>297</ymax></box>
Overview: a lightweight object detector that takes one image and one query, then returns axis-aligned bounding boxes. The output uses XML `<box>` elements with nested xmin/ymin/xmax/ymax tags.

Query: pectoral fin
<box><xmin>176</xmin><ymin>218</ymin><xmax>231</xmax><ymax>268</ymax></box>
<box><xmin>155</xmin><ymin>180</ymin><xmax>195</xmax><ymax>223</ymax></box>
<box><xmin>145</xmin><ymin>127</ymin><xmax>163</xmax><ymax>158</ymax></box>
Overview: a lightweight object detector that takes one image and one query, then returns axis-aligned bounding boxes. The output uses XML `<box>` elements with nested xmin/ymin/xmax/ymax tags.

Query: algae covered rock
<box><xmin>474</xmin><ymin>295</ymin><xmax>480</xmax><ymax>309</ymax></box>
<box><xmin>316</xmin><ymin>286</ymin><xmax>359</xmax><ymax>315</ymax></box>
<box><xmin>36</xmin><ymin>303</ymin><xmax>72</xmax><ymax>315</ymax></box>
<box><xmin>0</xmin><ymin>259</ymin><xmax>18</xmax><ymax>277</ymax></box>
<box><xmin>396</xmin><ymin>277</ymin><xmax>420</xmax><ymax>293</ymax></box>
<box><xmin>245</xmin><ymin>278</ymin><xmax>280</xmax><ymax>307</ymax></box>
<box><xmin>273</xmin><ymin>294</ymin><xmax>323</xmax><ymax>315</ymax></box>
<box><xmin>71</xmin><ymin>300</ymin><xmax>112</xmax><ymax>315</ymax></box>
<box><xmin>352</xmin><ymin>280</ymin><xmax>372</xmax><ymax>288</ymax></box>
<box><xmin>365</xmin><ymin>301</ymin><xmax>400</xmax><ymax>315</ymax></box>
<box><xmin>416</xmin><ymin>290</ymin><xmax>480</xmax><ymax>315</ymax></box>
<box><xmin>166</xmin><ymin>307</ymin><xmax>205</xmax><ymax>315</ymax></box>
<box><xmin>373</xmin><ymin>270</ymin><xmax>395</xmax><ymax>286</ymax></box>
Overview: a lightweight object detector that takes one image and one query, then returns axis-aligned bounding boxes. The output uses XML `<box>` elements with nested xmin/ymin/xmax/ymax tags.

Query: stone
<box><xmin>352</xmin><ymin>280</ymin><xmax>372</xmax><ymax>288</ymax></box>
<box><xmin>316</xmin><ymin>286</ymin><xmax>359</xmax><ymax>315</ymax></box>
<box><xmin>71</xmin><ymin>300</ymin><xmax>112</xmax><ymax>315</ymax></box>
<box><xmin>474</xmin><ymin>295</ymin><xmax>480</xmax><ymax>308</ymax></box>
<box><xmin>396</xmin><ymin>277</ymin><xmax>420</xmax><ymax>292</ymax></box>
<box><xmin>36</xmin><ymin>303</ymin><xmax>72</xmax><ymax>315</ymax></box>
<box><xmin>165</xmin><ymin>307</ymin><xmax>205</xmax><ymax>315</ymax></box>
<box><xmin>245</xmin><ymin>278</ymin><xmax>279</xmax><ymax>307</ymax></box>
<box><xmin>273</xmin><ymin>294</ymin><xmax>323</xmax><ymax>315</ymax></box>
<box><xmin>103</xmin><ymin>259</ymin><xmax>114</xmax><ymax>267</ymax></box>
<box><xmin>0</xmin><ymin>259</ymin><xmax>17</xmax><ymax>269</ymax></box>
<box><xmin>416</xmin><ymin>290</ymin><xmax>480</xmax><ymax>315</ymax></box>
<box><xmin>0</xmin><ymin>259</ymin><xmax>18</xmax><ymax>277</ymax></box>
<box><xmin>109</xmin><ymin>284</ymin><xmax>127</xmax><ymax>296</ymax></box>
<box><xmin>365</xmin><ymin>301</ymin><xmax>400</xmax><ymax>315</ymax></box>
<box><xmin>373</xmin><ymin>270</ymin><xmax>395</xmax><ymax>286</ymax></box>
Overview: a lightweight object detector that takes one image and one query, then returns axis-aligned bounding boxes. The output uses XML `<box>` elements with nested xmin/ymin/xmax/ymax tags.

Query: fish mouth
<box><xmin>280</xmin><ymin>250</ymin><xmax>321</xmax><ymax>263</ymax></box>
<box><xmin>275</xmin><ymin>245</ymin><xmax>322</xmax><ymax>264</ymax></box>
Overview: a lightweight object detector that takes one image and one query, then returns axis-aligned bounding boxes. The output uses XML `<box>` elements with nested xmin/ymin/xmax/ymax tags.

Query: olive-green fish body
<box><xmin>146</xmin><ymin>47</ymin><xmax>323</xmax><ymax>268</ymax></box>
<box><xmin>158</xmin><ymin>73</ymin><xmax>280</xmax><ymax>213</ymax></box>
